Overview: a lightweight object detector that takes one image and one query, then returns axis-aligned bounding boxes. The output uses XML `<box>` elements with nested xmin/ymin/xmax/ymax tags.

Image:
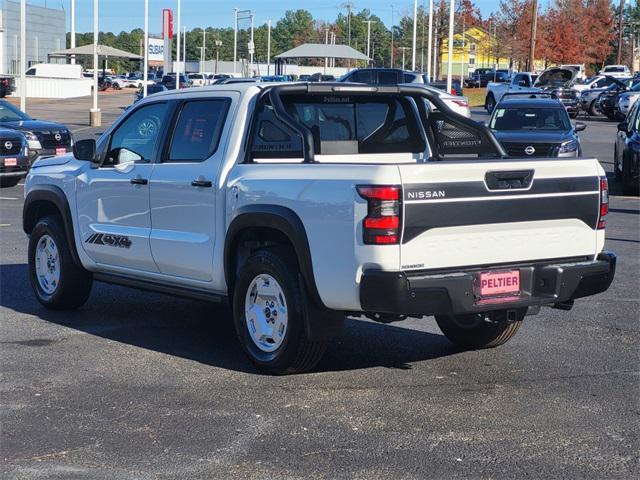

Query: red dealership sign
<box><xmin>162</xmin><ymin>9</ymin><xmax>173</xmax><ymax>39</ymax></box>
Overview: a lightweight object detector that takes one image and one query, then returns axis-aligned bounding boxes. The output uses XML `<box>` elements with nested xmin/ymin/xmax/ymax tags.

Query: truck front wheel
<box><xmin>233</xmin><ymin>249</ymin><xmax>327</xmax><ymax>375</ymax></box>
<box><xmin>28</xmin><ymin>215</ymin><xmax>93</xmax><ymax>310</ymax></box>
<box><xmin>435</xmin><ymin>309</ymin><xmax>525</xmax><ymax>349</ymax></box>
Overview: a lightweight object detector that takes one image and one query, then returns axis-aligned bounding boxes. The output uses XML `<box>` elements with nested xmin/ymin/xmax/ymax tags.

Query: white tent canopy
<box><xmin>51</xmin><ymin>44</ymin><xmax>142</xmax><ymax>59</ymax></box>
<box><xmin>275</xmin><ymin>43</ymin><xmax>369</xmax><ymax>61</ymax></box>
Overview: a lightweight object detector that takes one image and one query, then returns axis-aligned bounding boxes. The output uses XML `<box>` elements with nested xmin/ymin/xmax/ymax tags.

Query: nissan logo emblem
<box><xmin>4</xmin><ymin>141</ymin><xmax>12</xmax><ymax>150</ymax></box>
<box><xmin>54</xmin><ymin>133</ymin><xmax>62</xmax><ymax>142</ymax></box>
<box><xmin>524</xmin><ymin>145</ymin><xmax>536</xmax><ymax>156</ymax></box>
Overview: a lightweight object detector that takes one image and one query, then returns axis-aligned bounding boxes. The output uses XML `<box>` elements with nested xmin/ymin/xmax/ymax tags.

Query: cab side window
<box><xmin>105</xmin><ymin>102</ymin><xmax>169</xmax><ymax>166</ymax></box>
<box><xmin>167</xmin><ymin>99</ymin><xmax>230</xmax><ymax>162</ymax></box>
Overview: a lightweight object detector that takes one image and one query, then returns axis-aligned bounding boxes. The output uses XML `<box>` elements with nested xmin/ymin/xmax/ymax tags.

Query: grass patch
<box><xmin>463</xmin><ymin>88</ymin><xmax>486</xmax><ymax>108</ymax></box>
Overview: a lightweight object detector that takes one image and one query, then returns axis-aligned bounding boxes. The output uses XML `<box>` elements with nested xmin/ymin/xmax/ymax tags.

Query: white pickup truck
<box><xmin>23</xmin><ymin>83</ymin><xmax>616</xmax><ymax>374</ymax></box>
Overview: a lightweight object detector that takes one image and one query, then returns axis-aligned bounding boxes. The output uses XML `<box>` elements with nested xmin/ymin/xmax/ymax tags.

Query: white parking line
<box><xmin>0</xmin><ymin>224</ymin><xmax>10</xmax><ymax>227</ymax></box>
<box><xmin>0</xmin><ymin>197</ymin><xmax>18</xmax><ymax>200</ymax></box>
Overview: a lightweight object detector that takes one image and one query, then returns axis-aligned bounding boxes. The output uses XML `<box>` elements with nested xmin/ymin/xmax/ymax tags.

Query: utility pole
<box><xmin>446</xmin><ymin>0</ymin><xmax>454</xmax><ymax>93</ymax></box>
<box><xmin>390</xmin><ymin>5</ymin><xmax>394</xmax><ymax>68</ymax></box>
<box><xmin>528</xmin><ymin>0</ymin><xmax>538</xmax><ymax>72</ymax></box>
<box><xmin>233</xmin><ymin>8</ymin><xmax>238</xmax><ymax>75</ymax></box>
<box><xmin>345</xmin><ymin>2</ymin><xmax>353</xmax><ymax>68</ymax></box>
<box><xmin>70</xmin><ymin>0</ymin><xmax>76</xmax><ymax>64</ymax></box>
<box><xmin>325</xmin><ymin>27</ymin><xmax>329</xmax><ymax>72</ymax></box>
<box><xmin>400</xmin><ymin>46</ymin><xmax>409</xmax><ymax>70</ymax></box>
<box><xmin>183</xmin><ymin>26</ymin><xmax>186</xmax><ymax>72</ymax></box>
<box><xmin>432</xmin><ymin>4</ymin><xmax>438</xmax><ymax>79</ymax></box>
<box><xmin>412</xmin><ymin>0</ymin><xmax>418</xmax><ymax>70</ymax></box>
<box><xmin>20</xmin><ymin>0</ymin><xmax>25</xmax><ymax>112</ymax></box>
<box><xmin>249</xmin><ymin>13</ymin><xmax>255</xmax><ymax>68</ymax></box>
<box><xmin>202</xmin><ymin>29</ymin><xmax>206</xmax><ymax>73</ymax></box>
<box><xmin>616</xmin><ymin>0</ymin><xmax>624</xmax><ymax>65</ymax></box>
<box><xmin>143</xmin><ymin>0</ymin><xmax>148</xmax><ymax>97</ymax></box>
<box><xmin>427</xmin><ymin>0</ymin><xmax>433</xmax><ymax>81</ymax></box>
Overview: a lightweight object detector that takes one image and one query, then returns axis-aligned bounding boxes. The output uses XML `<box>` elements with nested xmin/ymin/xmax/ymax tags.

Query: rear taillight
<box><xmin>597</xmin><ymin>177</ymin><xmax>608</xmax><ymax>230</ymax></box>
<box><xmin>357</xmin><ymin>185</ymin><xmax>402</xmax><ymax>245</ymax></box>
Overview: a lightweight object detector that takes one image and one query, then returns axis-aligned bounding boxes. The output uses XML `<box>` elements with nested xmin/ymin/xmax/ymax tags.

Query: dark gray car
<box><xmin>488</xmin><ymin>96</ymin><xmax>585</xmax><ymax>158</ymax></box>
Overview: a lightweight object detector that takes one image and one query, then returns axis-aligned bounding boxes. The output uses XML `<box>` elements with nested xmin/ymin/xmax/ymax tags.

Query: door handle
<box><xmin>191</xmin><ymin>178</ymin><xmax>212</xmax><ymax>188</ymax></box>
<box><xmin>130</xmin><ymin>177</ymin><xmax>148</xmax><ymax>185</ymax></box>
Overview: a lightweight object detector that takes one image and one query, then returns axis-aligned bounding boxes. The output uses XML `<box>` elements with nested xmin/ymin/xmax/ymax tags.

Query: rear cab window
<box><xmin>249</xmin><ymin>94</ymin><xmax>427</xmax><ymax>162</ymax></box>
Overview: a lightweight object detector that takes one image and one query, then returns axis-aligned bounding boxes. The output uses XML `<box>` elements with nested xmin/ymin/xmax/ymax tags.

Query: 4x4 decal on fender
<box><xmin>85</xmin><ymin>233</ymin><xmax>132</xmax><ymax>249</ymax></box>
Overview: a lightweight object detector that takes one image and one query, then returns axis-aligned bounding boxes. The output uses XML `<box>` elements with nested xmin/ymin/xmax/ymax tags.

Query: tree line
<box><xmin>68</xmin><ymin>1</ymin><xmax>637</xmax><ymax>76</ymax></box>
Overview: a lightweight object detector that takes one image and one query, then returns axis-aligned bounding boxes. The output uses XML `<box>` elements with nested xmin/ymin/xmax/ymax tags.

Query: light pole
<box><xmin>143</xmin><ymin>0</ymin><xmax>148</xmax><ymax>97</ymax></box>
<box><xmin>412</xmin><ymin>0</ymin><xmax>418</xmax><ymax>70</ymax></box>
<box><xmin>176</xmin><ymin>0</ymin><xmax>181</xmax><ymax>89</ymax></box>
<box><xmin>201</xmin><ymin>29</ymin><xmax>206</xmax><ymax>73</ymax></box>
<box><xmin>249</xmin><ymin>13</ymin><xmax>255</xmax><ymax>68</ymax></box>
<box><xmin>427</xmin><ymin>0</ymin><xmax>433</xmax><ymax>80</ymax></box>
<box><xmin>70</xmin><ymin>0</ymin><xmax>76</xmax><ymax>64</ymax></box>
<box><xmin>215</xmin><ymin>39</ymin><xmax>222</xmax><ymax>73</ymax></box>
<box><xmin>183</xmin><ymin>26</ymin><xmax>186</xmax><ymax>72</ymax></box>
<box><xmin>366</xmin><ymin>20</ymin><xmax>373</xmax><ymax>65</ymax></box>
<box><xmin>233</xmin><ymin>8</ymin><xmax>238</xmax><ymax>75</ymax></box>
<box><xmin>390</xmin><ymin>5</ymin><xmax>394</xmax><ymax>68</ymax></box>
<box><xmin>267</xmin><ymin>20</ymin><xmax>272</xmax><ymax>75</ymax></box>
<box><xmin>20</xmin><ymin>0</ymin><xmax>25</xmax><ymax>112</ymax></box>
<box><xmin>90</xmin><ymin>0</ymin><xmax>100</xmax><ymax>126</ymax></box>
<box><xmin>446</xmin><ymin>0</ymin><xmax>455</xmax><ymax>93</ymax></box>
<box><xmin>400</xmin><ymin>46</ymin><xmax>409</xmax><ymax>70</ymax></box>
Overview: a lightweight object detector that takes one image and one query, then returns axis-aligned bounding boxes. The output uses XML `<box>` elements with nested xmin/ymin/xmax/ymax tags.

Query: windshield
<box><xmin>535</xmin><ymin>69</ymin><xmax>574</xmax><ymax>87</ymax></box>
<box><xmin>604</xmin><ymin>66</ymin><xmax>625</xmax><ymax>72</ymax></box>
<box><xmin>630</xmin><ymin>82</ymin><xmax>640</xmax><ymax>92</ymax></box>
<box><xmin>490</xmin><ymin>107</ymin><xmax>571</xmax><ymax>131</ymax></box>
<box><xmin>0</xmin><ymin>101</ymin><xmax>31</xmax><ymax>122</ymax></box>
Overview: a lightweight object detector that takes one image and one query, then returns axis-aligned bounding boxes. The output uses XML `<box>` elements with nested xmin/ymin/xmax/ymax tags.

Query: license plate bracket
<box><xmin>476</xmin><ymin>269</ymin><xmax>521</xmax><ymax>298</ymax></box>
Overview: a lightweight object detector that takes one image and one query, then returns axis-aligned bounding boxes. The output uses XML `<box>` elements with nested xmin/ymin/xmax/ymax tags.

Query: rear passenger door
<box><xmin>148</xmin><ymin>94</ymin><xmax>235</xmax><ymax>283</ymax></box>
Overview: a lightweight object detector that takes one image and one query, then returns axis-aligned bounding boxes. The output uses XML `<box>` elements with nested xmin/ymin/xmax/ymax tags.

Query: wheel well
<box><xmin>23</xmin><ymin>200</ymin><xmax>62</xmax><ymax>234</ymax></box>
<box><xmin>227</xmin><ymin>226</ymin><xmax>298</xmax><ymax>290</ymax></box>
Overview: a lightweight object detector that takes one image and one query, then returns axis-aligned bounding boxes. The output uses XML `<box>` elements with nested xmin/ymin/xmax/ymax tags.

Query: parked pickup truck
<box><xmin>486</xmin><ymin>68</ymin><xmax>580</xmax><ymax>117</ymax></box>
<box><xmin>23</xmin><ymin>83</ymin><xmax>616</xmax><ymax>374</ymax></box>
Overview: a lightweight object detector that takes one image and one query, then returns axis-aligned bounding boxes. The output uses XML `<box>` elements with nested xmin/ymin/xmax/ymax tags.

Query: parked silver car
<box><xmin>578</xmin><ymin>77</ymin><xmax>631</xmax><ymax>116</ymax></box>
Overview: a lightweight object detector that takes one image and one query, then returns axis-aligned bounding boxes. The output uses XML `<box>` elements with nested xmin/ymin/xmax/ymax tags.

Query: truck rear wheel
<box><xmin>28</xmin><ymin>215</ymin><xmax>93</xmax><ymax>310</ymax></box>
<box><xmin>435</xmin><ymin>309</ymin><xmax>525</xmax><ymax>349</ymax></box>
<box><xmin>233</xmin><ymin>249</ymin><xmax>327</xmax><ymax>375</ymax></box>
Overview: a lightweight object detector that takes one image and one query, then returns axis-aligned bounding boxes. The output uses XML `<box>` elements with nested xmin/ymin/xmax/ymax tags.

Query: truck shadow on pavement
<box><xmin>0</xmin><ymin>263</ymin><xmax>458</xmax><ymax>374</ymax></box>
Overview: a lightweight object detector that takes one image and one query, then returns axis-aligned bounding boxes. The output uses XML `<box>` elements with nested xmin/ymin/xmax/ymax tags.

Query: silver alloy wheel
<box><xmin>244</xmin><ymin>273</ymin><xmax>288</xmax><ymax>353</ymax></box>
<box><xmin>35</xmin><ymin>234</ymin><xmax>60</xmax><ymax>295</ymax></box>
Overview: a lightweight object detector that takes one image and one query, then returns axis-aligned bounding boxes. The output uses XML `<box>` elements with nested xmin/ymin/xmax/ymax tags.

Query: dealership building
<box><xmin>0</xmin><ymin>0</ymin><xmax>66</xmax><ymax>75</ymax></box>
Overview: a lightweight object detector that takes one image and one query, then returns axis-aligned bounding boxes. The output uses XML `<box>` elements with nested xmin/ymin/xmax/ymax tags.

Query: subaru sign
<box><xmin>148</xmin><ymin>38</ymin><xmax>164</xmax><ymax>62</ymax></box>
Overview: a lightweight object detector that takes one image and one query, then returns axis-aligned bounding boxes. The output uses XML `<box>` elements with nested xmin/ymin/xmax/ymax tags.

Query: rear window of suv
<box><xmin>250</xmin><ymin>95</ymin><xmax>426</xmax><ymax>160</ymax></box>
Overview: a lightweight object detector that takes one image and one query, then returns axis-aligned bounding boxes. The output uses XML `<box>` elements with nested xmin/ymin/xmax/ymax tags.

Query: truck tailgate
<box><xmin>398</xmin><ymin>158</ymin><xmax>602</xmax><ymax>271</ymax></box>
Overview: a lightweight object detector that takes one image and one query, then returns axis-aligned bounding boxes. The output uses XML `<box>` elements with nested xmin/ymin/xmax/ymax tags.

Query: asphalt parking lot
<box><xmin>1</xmin><ymin>93</ymin><xmax>638</xmax><ymax>479</ymax></box>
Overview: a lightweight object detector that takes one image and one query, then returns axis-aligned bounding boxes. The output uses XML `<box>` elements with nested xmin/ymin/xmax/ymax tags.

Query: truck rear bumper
<box><xmin>360</xmin><ymin>252</ymin><xmax>616</xmax><ymax>316</ymax></box>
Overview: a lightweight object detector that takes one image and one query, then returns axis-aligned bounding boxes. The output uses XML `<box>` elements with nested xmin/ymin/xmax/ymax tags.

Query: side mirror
<box><xmin>574</xmin><ymin>122</ymin><xmax>586</xmax><ymax>132</ymax></box>
<box><xmin>617</xmin><ymin>122</ymin><xmax>628</xmax><ymax>132</ymax></box>
<box><xmin>73</xmin><ymin>138</ymin><xmax>96</xmax><ymax>162</ymax></box>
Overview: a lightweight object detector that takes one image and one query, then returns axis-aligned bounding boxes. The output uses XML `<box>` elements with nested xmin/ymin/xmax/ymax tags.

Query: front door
<box><xmin>149</xmin><ymin>95</ymin><xmax>235</xmax><ymax>283</ymax></box>
<box><xmin>76</xmin><ymin>101</ymin><xmax>172</xmax><ymax>272</ymax></box>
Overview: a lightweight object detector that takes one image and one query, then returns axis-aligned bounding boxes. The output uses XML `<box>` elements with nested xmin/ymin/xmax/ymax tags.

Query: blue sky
<box><xmin>28</xmin><ymin>0</ymin><xmax>532</xmax><ymax>33</ymax></box>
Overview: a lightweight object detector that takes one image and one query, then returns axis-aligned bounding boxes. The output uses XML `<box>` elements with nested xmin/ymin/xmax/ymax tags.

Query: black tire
<box><xmin>485</xmin><ymin>94</ymin><xmax>495</xmax><ymax>114</ymax></box>
<box><xmin>588</xmin><ymin>100</ymin><xmax>598</xmax><ymax>116</ymax></box>
<box><xmin>614</xmin><ymin>146</ymin><xmax>622</xmax><ymax>181</ymax></box>
<box><xmin>0</xmin><ymin>176</ymin><xmax>21</xmax><ymax>188</ymax></box>
<box><xmin>621</xmin><ymin>153</ymin><xmax>639</xmax><ymax>196</ymax></box>
<box><xmin>233</xmin><ymin>249</ymin><xmax>327</xmax><ymax>375</ymax></box>
<box><xmin>435</xmin><ymin>309</ymin><xmax>525</xmax><ymax>349</ymax></box>
<box><xmin>28</xmin><ymin>215</ymin><xmax>93</xmax><ymax>310</ymax></box>
<box><xmin>113</xmin><ymin>83</ymin><xmax>121</xmax><ymax>90</ymax></box>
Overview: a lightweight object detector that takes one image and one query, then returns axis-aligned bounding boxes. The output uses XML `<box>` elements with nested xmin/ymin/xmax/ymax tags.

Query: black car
<box><xmin>426</xmin><ymin>78</ymin><xmax>463</xmax><ymax>96</ymax></box>
<box><xmin>338</xmin><ymin>68</ymin><xmax>422</xmax><ymax>84</ymax></box>
<box><xmin>597</xmin><ymin>78</ymin><xmax>638</xmax><ymax>121</ymax></box>
<box><xmin>134</xmin><ymin>83</ymin><xmax>167</xmax><ymax>102</ymax></box>
<box><xmin>488</xmin><ymin>95</ymin><xmax>585</xmax><ymax>158</ymax></box>
<box><xmin>160</xmin><ymin>74</ymin><xmax>191</xmax><ymax>89</ymax></box>
<box><xmin>0</xmin><ymin>101</ymin><xmax>72</xmax><ymax>162</ymax></box>
<box><xmin>614</xmin><ymin>99</ymin><xmax>640</xmax><ymax>195</ymax></box>
<box><xmin>465</xmin><ymin>68</ymin><xmax>496</xmax><ymax>88</ymax></box>
<box><xmin>0</xmin><ymin>128</ymin><xmax>28</xmax><ymax>188</ymax></box>
<box><xmin>533</xmin><ymin>67</ymin><xmax>580</xmax><ymax>118</ymax></box>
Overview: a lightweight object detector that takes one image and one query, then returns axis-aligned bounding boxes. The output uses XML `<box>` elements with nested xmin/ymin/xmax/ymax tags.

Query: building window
<box><xmin>469</xmin><ymin>44</ymin><xmax>476</xmax><ymax>53</ymax></box>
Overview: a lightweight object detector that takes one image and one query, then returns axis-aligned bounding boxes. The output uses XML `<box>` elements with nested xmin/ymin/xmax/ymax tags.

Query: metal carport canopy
<box><xmin>275</xmin><ymin>43</ymin><xmax>369</xmax><ymax>61</ymax></box>
<box><xmin>50</xmin><ymin>44</ymin><xmax>142</xmax><ymax>59</ymax></box>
